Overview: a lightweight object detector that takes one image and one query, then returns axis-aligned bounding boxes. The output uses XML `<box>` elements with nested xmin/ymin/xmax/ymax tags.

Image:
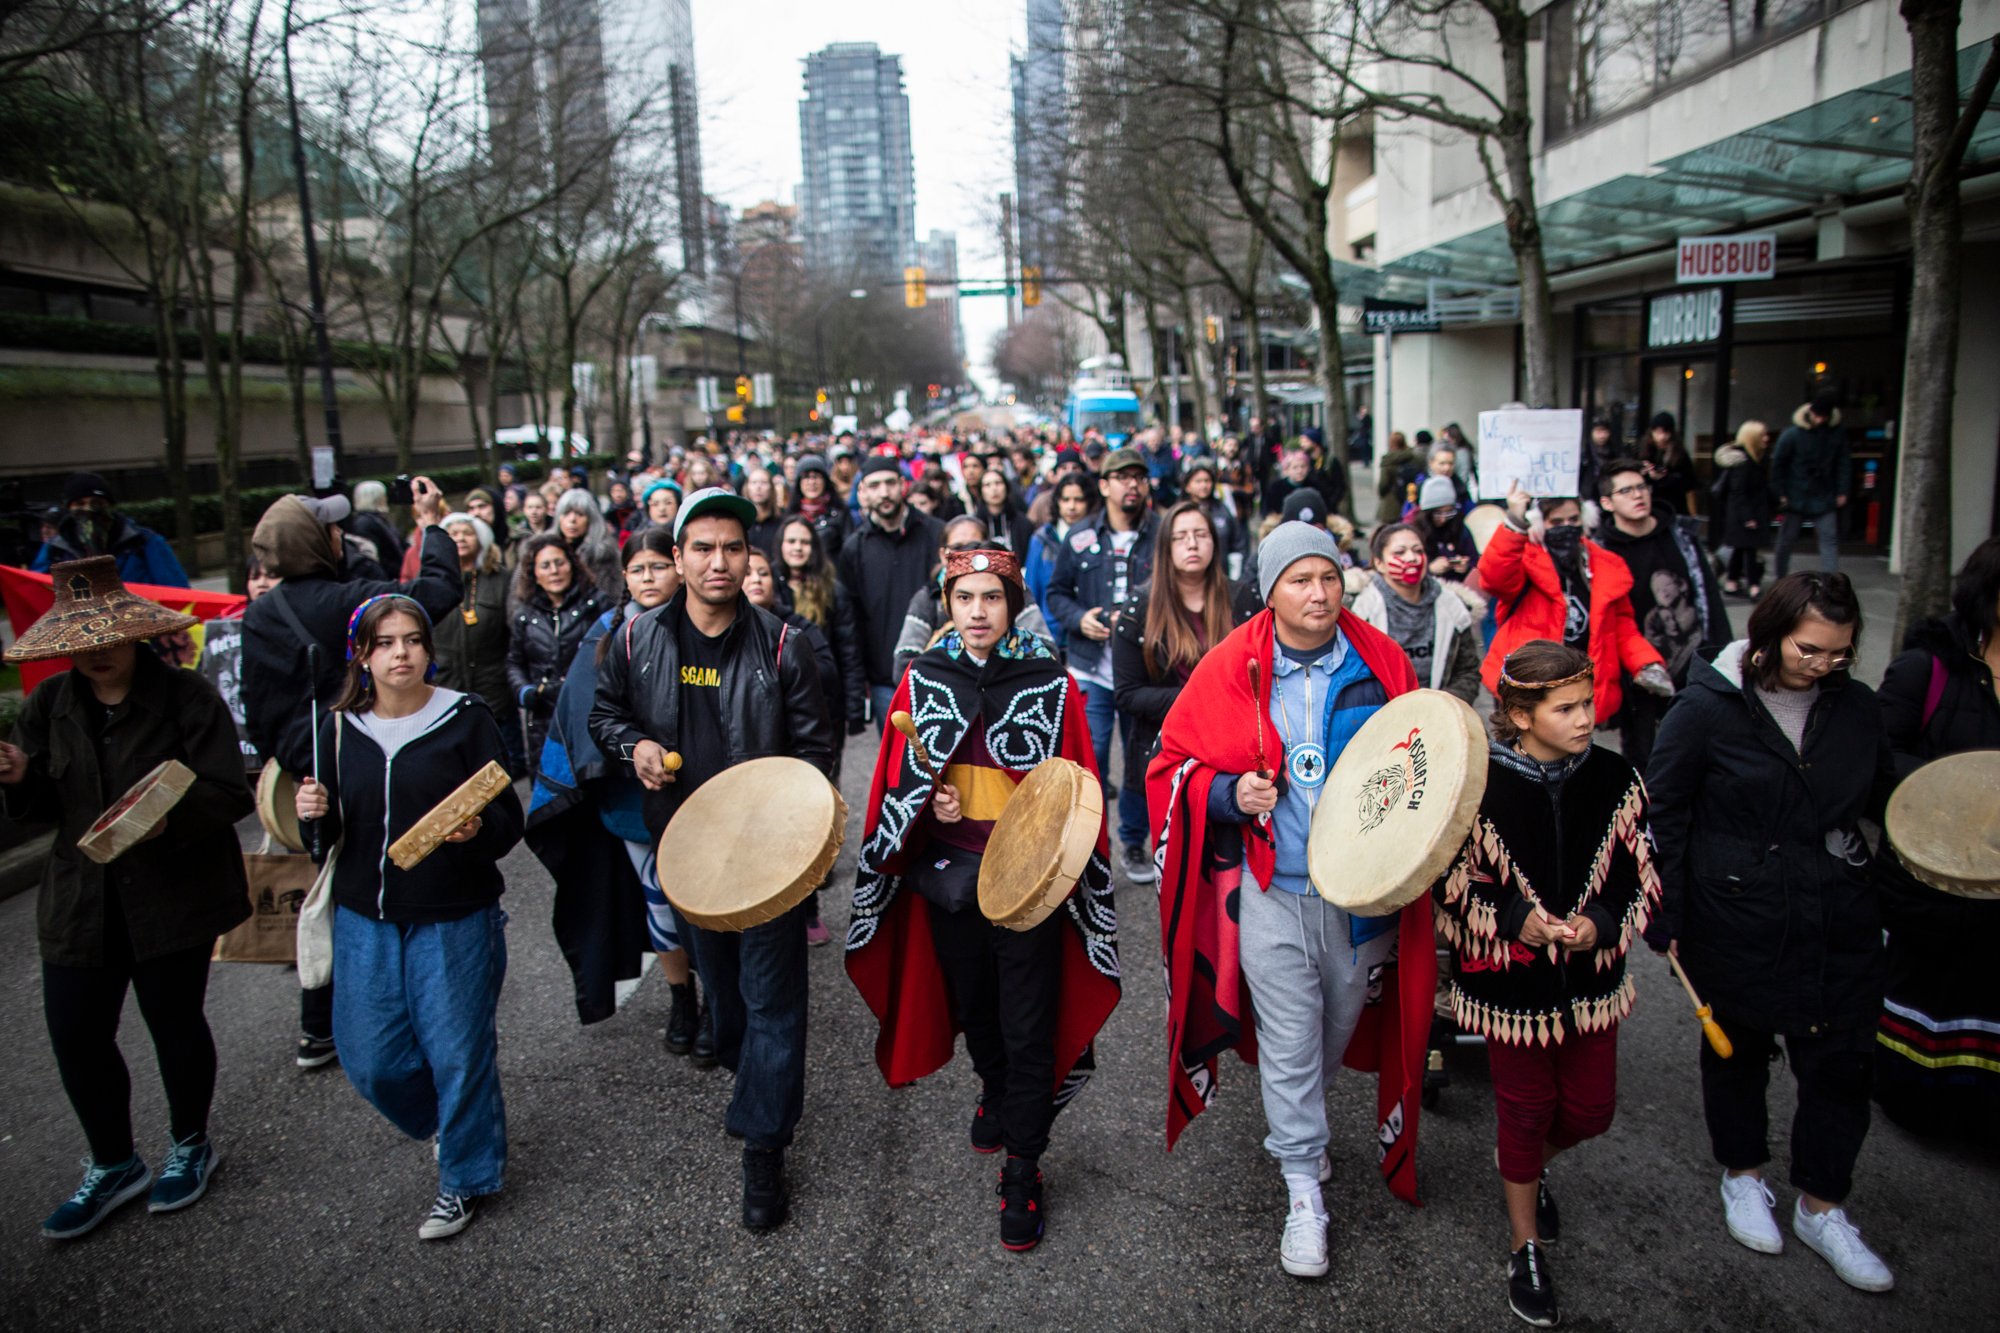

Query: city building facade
<box><xmin>798</xmin><ymin>42</ymin><xmax>918</xmax><ymax>285</ymax></box>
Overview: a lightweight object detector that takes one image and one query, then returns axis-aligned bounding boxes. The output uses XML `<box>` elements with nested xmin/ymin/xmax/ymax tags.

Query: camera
<box><xmin>388</xmin><ymin>475</ymin><xmax>414</xmax><ymax>506</ymax></box>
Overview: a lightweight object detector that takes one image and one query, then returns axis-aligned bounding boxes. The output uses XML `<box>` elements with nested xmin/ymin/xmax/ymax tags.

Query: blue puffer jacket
<box><xmin>33</xmin><ymin>514</ymin><xmax>188</xmax><ymax>588</ymax></box>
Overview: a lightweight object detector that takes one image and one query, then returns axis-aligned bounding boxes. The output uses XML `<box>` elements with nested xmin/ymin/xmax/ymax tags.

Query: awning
<box><xmin>1377</xmin><ymin>41</ymin><xmax>2000</xmax><ymax>287</ymax></box>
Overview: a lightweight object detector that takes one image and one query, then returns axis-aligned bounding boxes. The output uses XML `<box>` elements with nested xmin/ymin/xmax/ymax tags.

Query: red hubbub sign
<box><xmin>1676</xmin><ymin>233</ymin><xmax>1777</xmax><ymax>283</ymax></box>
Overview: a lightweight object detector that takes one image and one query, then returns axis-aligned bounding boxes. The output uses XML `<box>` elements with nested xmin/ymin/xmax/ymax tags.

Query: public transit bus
<box><xmin>1064</xmin><ymin>355</ymin><xmax>1142</xmax><ymax>444</ymax></box>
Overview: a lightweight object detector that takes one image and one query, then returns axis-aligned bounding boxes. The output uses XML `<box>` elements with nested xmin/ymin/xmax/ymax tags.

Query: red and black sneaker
<box><xmin>970</xmin><ymin>1097</ymin><xmax>1003</xmax><ymax>1154</ymax></box>
<box><xmin>998</xmin><ymin>1155</ymin><xmax>1045</xmax><ymax>1251</ymax></box>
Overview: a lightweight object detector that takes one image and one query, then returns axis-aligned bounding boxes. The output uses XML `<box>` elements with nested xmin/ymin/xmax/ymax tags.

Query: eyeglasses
<box><xmin>1171</xmin><ymin>529</ymin><xmax>1213</xmax><ymax>547</ymax></box>
<box><xmin>1609</xmin><ymin>482</ymin><xmax>1651</xmax><ymax>499</ymax></box>
<box><xmin>1788</xmin><ymin>637</ymin><xmax>1855</xmax><ymax>671</ymax></box>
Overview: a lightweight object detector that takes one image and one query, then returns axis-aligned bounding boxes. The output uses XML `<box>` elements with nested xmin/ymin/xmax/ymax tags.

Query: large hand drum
<box><xmin>979</xmin><ymin>757</ymin><xmax>1103</xmax><ymax>931</ymax></box>
<box><xmin>79</xmin><ymin>760</ymin><xmax>195</xmax><ymax>864</ymax></box>
<box><xmin>1463</xmin><ymin>504</ymin><xmax>1507</xmax><ymax>553</ymax></box>
<box><xmin>1886</xmin><ymin>751</ymin><xmax>2000</xmax><ymax>899</ymax></box>
<box><xmin>657</xmin><ymin>756</ymin><xmax>848</xmax><ymax>930</ymax></box>
<box><xmin>1309</xmin><ymin>690</ymin><xmax>1489</xmax><ymax>917</ymax></box>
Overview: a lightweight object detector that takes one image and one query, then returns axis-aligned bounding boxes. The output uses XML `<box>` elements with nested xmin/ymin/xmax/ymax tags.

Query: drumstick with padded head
<box><xmin>1247</xmin><ymin>659</ymin><xmax>1271</xmax><ymax>780</ymax></box>
<box><xmin>306</xmin><ymin>643</ymin><xmax>323</xmax><ymax>861</ymax></box>
<box><xmin>889</xmin><ymin>710</ymin><xmax>940</xmax><ymax>783</ymax></box>
<box><xmin>1668</xmin><ymin>951</ymin><xmax>1733</xmax><ymax>1058</ymax></box>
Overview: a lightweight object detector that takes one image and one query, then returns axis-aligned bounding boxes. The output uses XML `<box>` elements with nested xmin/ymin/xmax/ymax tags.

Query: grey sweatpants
<box><xmin>1239</xmin><ymin>883</ymin><xmax>1396</xmax><ymax>1180</ymax></box>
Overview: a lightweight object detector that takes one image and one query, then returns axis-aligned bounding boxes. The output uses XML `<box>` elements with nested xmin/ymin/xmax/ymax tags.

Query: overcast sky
<box><xmin>693</xmin><ymin>0</ymin><xmax>1022</xmax><ymax>391</ymax></box>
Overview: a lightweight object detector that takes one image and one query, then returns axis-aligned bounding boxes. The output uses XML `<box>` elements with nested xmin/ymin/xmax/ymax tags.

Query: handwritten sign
<box><xmin>1477</xmin><ymin>409</ymin><xmax>1583</xmax><ymax>500</ymax></box>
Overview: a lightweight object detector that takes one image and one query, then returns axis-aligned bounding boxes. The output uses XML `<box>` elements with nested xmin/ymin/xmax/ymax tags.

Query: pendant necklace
<box><xmin>461</xmin><ymin>570</ymin><xmax>479</xmax><ymax>625</ymax></box>
<box><xmin>1272</xmin><ymin>658</ymin><xmax>1328</xmax><ymax>807</ymax></box>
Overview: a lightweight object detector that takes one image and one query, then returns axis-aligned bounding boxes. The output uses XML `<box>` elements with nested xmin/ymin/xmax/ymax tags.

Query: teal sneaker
<box><xmin>148</xmin><ymin>1135</ymin><xmax>219</xmax><ymax>1214</ymax></box>
<box><xmin>42</xmin><ymin>1156</ymin><xmax>152</xmax><ymax>1240</ymax></box>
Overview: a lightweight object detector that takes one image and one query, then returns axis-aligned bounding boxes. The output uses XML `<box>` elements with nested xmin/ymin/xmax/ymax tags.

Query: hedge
<box><xmin>0</xmin><ymin>311</ymin><xmax>460</xmax><ymax>377</ymax></box>
<box><xmin>120</xmin><ymin>455</ymin><xmax>622</xmax><ymax>541</ymax></box>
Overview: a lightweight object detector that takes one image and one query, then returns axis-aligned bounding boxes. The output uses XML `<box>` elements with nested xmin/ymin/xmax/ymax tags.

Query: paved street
<box><xmin>2</xmin><ymin>714</ymin><xmax>1995</xmax><ymax>1332</ymax></box>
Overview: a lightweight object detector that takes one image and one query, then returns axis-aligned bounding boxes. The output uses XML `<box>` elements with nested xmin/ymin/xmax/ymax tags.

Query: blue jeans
<box><xmin>1773</xmin><ymin>510</ymin><xmax>1840</xmax><ymax>575</ymax></box>
<box><xmin>333</xmin><ymin>904</ymin><xmax>508</xmax><ymax>1197</ymax></box>
<box><xmin>685</xmin><ymin>901</ymin><xmax>809</xmax><ymax>1150</ymax></box>
<box><xmin>1080</xmin><ymin>679</ymin><xmax>1149</xmax><ymax>849</ymax></box>
<box><xmin>870</xmin><ymin>683</ymin><xmax>896</xmax><ymax>735</ymax></box>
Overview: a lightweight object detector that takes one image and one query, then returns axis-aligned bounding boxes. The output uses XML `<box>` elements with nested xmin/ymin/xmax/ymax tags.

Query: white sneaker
<box><xmin>1280</xmin><ymin>1198</ymin><xmax>1329</xmax><ymax>1278</ymax></box>
<box><xmin>1720</xmin><ymin>1172</ymin><xmax>1783</xmax><ymax>1255</ymax></box>
<box><xmin>1793</xmin><ymin>1201</ymin><xmax>1894</xmax><ymax>1292</ymax></box>
<box><xmin>1317</xmin><ymin>1149</ymin><xmax>1332</xmax><ymax>1184</ymax></box>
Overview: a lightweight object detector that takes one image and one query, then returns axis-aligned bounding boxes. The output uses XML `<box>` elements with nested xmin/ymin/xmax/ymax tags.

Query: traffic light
<box><xmin>815</xmin><ymin>387</ymin><xmax>829</xmax><ymax>406</ymax></box>
<box><xmin>904</xmin><ymin>266</ymin><xmax>927</xmax><ymax>308</ymax></box>
<box><xmin>1204</xmin><ymin>315</ymin><xmax>1219</xmax><ymax>343</ymax></box>
<box><xmin>1021</xmin><ymin>265</ymin><xmax>1041</xmax><ymax>307</ymax></box>
<box><xmin>725</xmin><ymin>404</ymin><xmax>745</xmax><ymax>424</ymax></box>
<box><xmin>927</xmin><ymin>383</ymin><xmax>941</xmax><ymax>398</ymax></box>
<box><xmin>734</xmin><ymin>375</ymin><xmax>751</xmax><ymax>401</ymax></box>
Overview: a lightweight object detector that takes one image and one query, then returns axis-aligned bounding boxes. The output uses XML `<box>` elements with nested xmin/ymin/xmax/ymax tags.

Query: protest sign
<box><xmin>1476</xmin><ymin>409</ymin><xmax>1583</xmax><ymax>500</ymax></box>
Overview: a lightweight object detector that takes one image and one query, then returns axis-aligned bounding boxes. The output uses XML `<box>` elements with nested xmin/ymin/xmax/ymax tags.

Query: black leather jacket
<box><xmin>588</xmin><ymin>592</ymin><xmax>835</xmax><ymax>836</ymax></box>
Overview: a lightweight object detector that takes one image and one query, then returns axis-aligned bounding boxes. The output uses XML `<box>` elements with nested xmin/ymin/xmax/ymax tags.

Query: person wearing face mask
<box><xmin>1411</xmin><ymin>477</ymin><xmax>1480</xmax><ymax>582</ymax></box>
<box><xmin>846</xmin><ymin>547</ymin><xmax>1119</xmax><ymax>1253</ymax></box>
<box><xmin>1480</xmin><ymin>484</ymin><xmax>1672</xmax><ymax>729</ymax></box>
<box><xmin>32</xmin><ymin>472</ymin><xmax>189</xmax><ymax>588</ymax></box>
<box><xmin>1345</xmin><ymin>522</ymin><xmax>1483</xmax><ymax>704</ymax></box>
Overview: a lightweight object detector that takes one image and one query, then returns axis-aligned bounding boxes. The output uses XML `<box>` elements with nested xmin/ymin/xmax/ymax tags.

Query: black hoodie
<box><xmin>305</xmin><ymin>688</ymin><xmax>523</xmax><ymax>923</ymax></box>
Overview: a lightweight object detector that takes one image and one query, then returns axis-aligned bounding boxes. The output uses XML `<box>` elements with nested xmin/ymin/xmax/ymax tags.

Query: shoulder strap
<box><xmin>1920</xmin><ymin>655</ymin><xmax>1948</xmax><ymax>731</ymax></box>
<box><xmin>776</xmin><ymin>621</ymin><xmax>789</xmax><ymax>670</ymax></box>
<box><xmin>269</xmin><ymin>583</ymin><xmax>313</xmax><ymax>644</ymax></box>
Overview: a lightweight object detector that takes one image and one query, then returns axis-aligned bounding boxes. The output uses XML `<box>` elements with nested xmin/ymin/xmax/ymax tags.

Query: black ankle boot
<box><xmin>742</xmin><ymin>1147</ymin><xmax>788</xmax><ymax>1232</ymax></box>
<box><xmin>998</xmin><ymin>1155</ymin><xmax>1044</xmax><ymax>1251</ymax></box>
<box><xmin>691</xmin><ymin>1002</ymin><xmax>717</xmax><ymax>1068</ymax></box>
<box><xmin>663</xmin><ymin>981</ymin><xmax>698</xmax><ymax>1056</ymax></box>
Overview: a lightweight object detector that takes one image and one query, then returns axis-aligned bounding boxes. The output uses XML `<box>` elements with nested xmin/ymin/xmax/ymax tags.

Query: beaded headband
<box><xmin>346</xmin><ymin>593</ymin><xmax>432</xmax><ymax>661</ymax></box>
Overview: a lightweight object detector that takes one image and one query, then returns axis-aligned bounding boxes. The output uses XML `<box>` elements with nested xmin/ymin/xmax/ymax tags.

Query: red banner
<box><xmin>0</xmin><ymin>565</ymin><xmax>247</xmax><ymax>692</ymax></box>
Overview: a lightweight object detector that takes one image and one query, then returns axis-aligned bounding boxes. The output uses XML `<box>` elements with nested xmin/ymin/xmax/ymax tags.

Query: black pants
<box><xmin>301</xmin><ymin>982</ymin><xmax>334</xmax><ymax>1041</ymax></box>
<box><xmin>43</xmin><ymin>924</ymin><xmax>218</xmax><ymax>1166</ymax></box>
<box><xmin>925</xmin><ymin>899</ymin><xmax>1064</xmax><ymax>1161</ymax></box>
<box><xmin>1700</xmin><ymin>1019</ymin><xmax>1874</xmax><ymax>1204</ymax></box>
<box><xmin>1617</xmin><ymin>683</ymin><xmax>1669</xmax><ymax>776</ymax></box>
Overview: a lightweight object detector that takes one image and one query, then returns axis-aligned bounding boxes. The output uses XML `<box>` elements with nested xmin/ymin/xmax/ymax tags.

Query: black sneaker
<box><xmin>296</xmin><ymin>1033</ymin><xmax>338</xmax><ymax>1069</ymax></box>
<box><xmin>1536</xmin><ymin>1170</ymin><xmax>1560</xmax><ymax>1245</ymax></box>
<box><xmin>997</xmin><ymin>1156</ymin><xmax>1045</xmax><ymax>1251</ymax></box>
<box><xmin>1508</xmin><ymin>1239</ymin><xmax>1559</xmax><ymax>1327</ymax></box>
<box><xmin>42</xmin><ymin>1156</ymin><xmax>151</xmax><ymax>1240</ymax></box>
<box><xmin>691</xmin><ymin>1006</ymin><xmax>718</xmax><ymax>1068</ymax></box>
<box><xmin>418</xmin><ymin>1191</ymin><xmax>475</xmax><ymax>1240</ymax></box>
<box><xmin>1120</xmin><ymin>843</ymin><xmax>1158</xmax><ymax>885</ymax></box>
<box><xmin>663</xmin><ymin>982</ymin><xmax>699</xmax><ymax>1056</ymax></box>
<box><xmin>970</xmin><ymin>1096</ymin><xmax>1003</xmax><ymax>1154</ymax></box>
<box><xmin>742</xmin><ymin>1147</ymin><xmax>788</xmax><ymax>1232</ymax></box>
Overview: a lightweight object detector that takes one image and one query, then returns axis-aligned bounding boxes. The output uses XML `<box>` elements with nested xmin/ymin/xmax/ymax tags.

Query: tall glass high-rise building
<box><xmin>798</xmin><ymin>43</ymin><xmax>917</xmax><ymax>284</ymax></box>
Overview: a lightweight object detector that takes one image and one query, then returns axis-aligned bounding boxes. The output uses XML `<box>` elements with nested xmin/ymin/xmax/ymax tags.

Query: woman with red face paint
<box><xmin>1344</xmin><ymin>522</ymin><xmax>1484</xmax><ymax>704</ymax></box>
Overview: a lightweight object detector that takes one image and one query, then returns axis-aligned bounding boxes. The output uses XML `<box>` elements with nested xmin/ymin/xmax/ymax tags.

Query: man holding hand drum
<box><xmin>588</xmin><ymin>487</ymin><xmax>835</xmax><ymax>1233</ymax></box>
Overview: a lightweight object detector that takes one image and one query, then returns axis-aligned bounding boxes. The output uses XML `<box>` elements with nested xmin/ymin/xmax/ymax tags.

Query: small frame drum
<box><xmin>256</xmin><ymin>760</ymin><xmax>306</xmax><ymax>854</ymax></box>
<box><xmin>978</xmin><ymin>757</ymin><xmax>1102</xmax><ymax>931</ymax></box>
<box><xmin>1309</xmin><ymin>689</ymin><xmax>1489</xmax><ymax>917</ymax></box>
<box><xmin>80</xmin><ymin>760</ymin><xmax>194</xmax><ymax>865</ymax></box>
<box><xmin>1885</xmin><ymin>750</ymin><xmax>2000</xmax><ymax>899</ymax></box>
<box><xmin>657</xmin><ymin>756</ymin><xmax>847</xmax><ymax>931</ymax></box>
<box><xmin>1463</xmin><ymin>504</ymin><xmax>1507</xmax><ymax>553</ymax></box>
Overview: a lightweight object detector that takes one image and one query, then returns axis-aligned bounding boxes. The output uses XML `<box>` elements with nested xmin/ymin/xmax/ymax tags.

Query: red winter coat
<box><xmin>1477</xmin><ymin>524</ymin><xmax>1662</xmax><ymax>721</ymax></box>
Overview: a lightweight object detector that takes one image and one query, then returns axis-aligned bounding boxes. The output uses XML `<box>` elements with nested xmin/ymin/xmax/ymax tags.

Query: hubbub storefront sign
<box><xmin>1676</xmin><ymin>232</ymin><xmax>1777</xmax><ymax>284</ymax></box>
<box><xmin>1647</xmin><ymin>288</ymin><xmax>1725</xmax><ymax>348</ymax></box>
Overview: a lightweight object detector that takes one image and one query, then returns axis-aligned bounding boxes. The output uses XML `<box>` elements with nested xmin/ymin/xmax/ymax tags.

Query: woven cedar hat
<box><xmin>4</xmin><ymin>557</ymin><xmax>199</xmax><ymax>662</ymax></box>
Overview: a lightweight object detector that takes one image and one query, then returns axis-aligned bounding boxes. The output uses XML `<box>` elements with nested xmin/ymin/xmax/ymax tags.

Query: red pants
<box><xmin>1487</xmin><ymin>1025</ymin><xmax>1619</xmax><ymax>1184</ymax></box>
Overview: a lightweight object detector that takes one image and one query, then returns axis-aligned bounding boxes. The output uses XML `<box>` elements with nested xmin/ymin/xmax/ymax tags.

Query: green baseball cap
<box><xmin>1100</xmin><ymin>446</ymin><xmax>1146</xmax><ymax>477</ymax></box>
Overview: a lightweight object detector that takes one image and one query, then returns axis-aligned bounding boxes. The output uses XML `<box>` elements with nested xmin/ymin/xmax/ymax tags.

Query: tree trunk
<box><xmin>1245</xmin><ymin>298</ymin><xmax>1269</xmax><ymax>431</ymax></box>
<box><xmin>1178</xmin><ymin>285</ymin><xmax>1211</xmax><ymax>437</ymax></box>
<box><xmin>1314</xmin><ymin>296</ymin><xmax>1354</xmax><ymax>517</ymax></box>
<box><xmin>1894</xmin><ymin>15</ymin><xmax>1998</xmax><ymax>637</ymax></box>
<box><xmin>1496</xmin><ymin>2</ymin><xmax>1559</xmax><ymax>407</ymax></box>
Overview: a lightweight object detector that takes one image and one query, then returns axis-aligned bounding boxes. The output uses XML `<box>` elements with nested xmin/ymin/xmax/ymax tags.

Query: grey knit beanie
<box><xmin>1257</xmin><ymin>520</ymin><xmax>1342</xmax><ymax>603</ymax></box>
